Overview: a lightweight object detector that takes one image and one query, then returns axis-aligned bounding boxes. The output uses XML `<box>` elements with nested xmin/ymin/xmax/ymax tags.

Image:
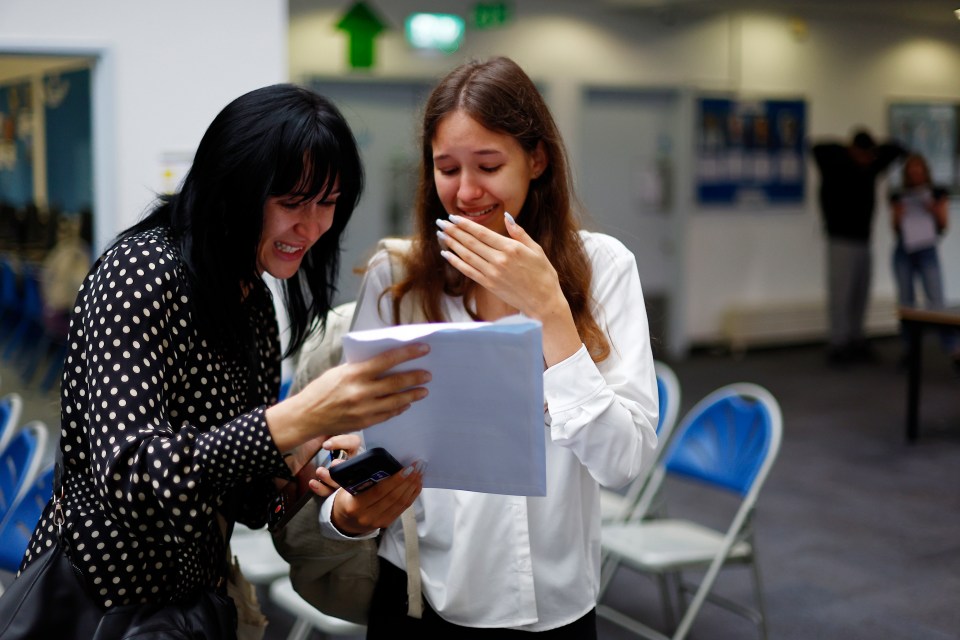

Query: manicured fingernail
<box><xmin>448</xmin><ymin>214</ymin><xmax>464</xmax><ymax>224</ymax></box>
<box><xmin>437</xmin><ymin>230</ymin><xmax>449</xmax><ymax>244</ymax></box>
<box><xmin>440</xmin><ymin>250</ymin><xmax>453</xmax><ymax>261</ymax></box>
<box><xmin>414</xmin><ymin>460</ymin><xmax>427</xmax><ymax>474</ymax></box>
<box><xmin>417</xmin><ymin>343</ymin><xmax>430</xmax><ymax>353</ymax></box>
<box><xmin>436</xmin><ymin>218</ymin><xmax>452</xmax><ymax>230</ymax></box>
<box><xmin>505</xmin><ymin>211</ymin><xmax>516</xmax><ymax>225</ymax></box>
<box><xmin>402</xmin><ymin>465</ymin><xmax>416</xmax><ymax>477</ymax></box>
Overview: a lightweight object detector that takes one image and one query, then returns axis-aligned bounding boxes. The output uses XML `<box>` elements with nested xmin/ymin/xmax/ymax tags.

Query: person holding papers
<box><xmin>320</xmin><ymin>57</ymin><xmax>659</xmax><ymax>637</ymax></box>
<box><xmin>889</xmin><ymin>153</ymin><xmax>960</xmax><ymax>371</ymax></box>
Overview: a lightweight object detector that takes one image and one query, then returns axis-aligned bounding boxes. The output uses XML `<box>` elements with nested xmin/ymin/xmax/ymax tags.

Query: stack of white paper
<box><xmin>342</xmin><ymin>316</ymin><xmax>546</xmax><ymax>496</ymax></box>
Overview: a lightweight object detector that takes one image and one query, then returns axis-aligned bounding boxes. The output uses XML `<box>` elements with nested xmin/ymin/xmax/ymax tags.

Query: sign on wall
<box><xmin>696</xmin><ymin>97</ymin><xmax>806</xmax><ymax>206</ymax></box>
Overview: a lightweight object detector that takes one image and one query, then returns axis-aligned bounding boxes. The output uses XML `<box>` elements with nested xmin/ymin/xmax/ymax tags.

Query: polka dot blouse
<box><xmin>20</xmin><ymin>227</ymin><xmax>291</xmax><ymax>608</ymax></box>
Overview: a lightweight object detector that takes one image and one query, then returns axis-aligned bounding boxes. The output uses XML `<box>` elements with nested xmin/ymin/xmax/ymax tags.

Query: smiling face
<box><xmin>903</xmin><ymin>156</ymin><xmax>930</xmax><ymax>188</ymax></box>
<box><xmin>432</xmin><ymin>110</ymin><xmax>546</xmax><ymax>235</ymax></box>
<box><xmin>257</xmin><ymin>180</ymin><xmax>340</xmax><ymax>279</ymax></box>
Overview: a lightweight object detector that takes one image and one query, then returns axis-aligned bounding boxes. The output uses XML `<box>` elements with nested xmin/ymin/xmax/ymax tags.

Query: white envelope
<box><xmin>342</xmin><ymin>316</ymin><xmax>546</xmax><ymax>496</ymax></box>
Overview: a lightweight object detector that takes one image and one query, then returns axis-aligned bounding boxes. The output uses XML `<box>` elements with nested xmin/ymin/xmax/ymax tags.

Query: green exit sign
<box><xmin>472</xmin><ymin>2</ymin><xmax>511</xmax><ymax>29</ymax></box>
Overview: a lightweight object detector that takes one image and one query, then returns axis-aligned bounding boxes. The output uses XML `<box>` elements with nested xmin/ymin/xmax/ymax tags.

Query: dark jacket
<box><xmin>812</xmin><ymin>141</ymin><xmax>906</xmax><ymax>241</ymax></box>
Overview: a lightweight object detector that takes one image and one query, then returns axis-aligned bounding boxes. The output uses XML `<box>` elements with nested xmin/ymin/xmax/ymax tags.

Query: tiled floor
<box><xmin>4</xmin><ymin>334</ymin><xmax>960</xmax><ymax>639</ymax></box>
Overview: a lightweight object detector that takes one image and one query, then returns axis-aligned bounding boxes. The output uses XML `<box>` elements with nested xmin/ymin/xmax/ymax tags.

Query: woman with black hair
<box><xmin>15</xmin><ymin>84</ymin><xmax>428</xmax><ymax>636</ymax></box>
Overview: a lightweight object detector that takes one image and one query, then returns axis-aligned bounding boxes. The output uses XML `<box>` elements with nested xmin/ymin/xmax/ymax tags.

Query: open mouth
<box><xmin>460</xmin><ymin>205</ymin><xmax>497</xmax><ymax>219</ymax></box>
<box><xmin>275</xmin><ymin>242</ymin><xmax>304</xmax><ymax>255</ymax></box>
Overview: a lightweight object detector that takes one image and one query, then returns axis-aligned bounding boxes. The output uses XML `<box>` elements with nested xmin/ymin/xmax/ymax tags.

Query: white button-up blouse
<box><xmin>322</xmin><ymin>230</ymin><xmax>658</xmax><ymax>631</ymax></box>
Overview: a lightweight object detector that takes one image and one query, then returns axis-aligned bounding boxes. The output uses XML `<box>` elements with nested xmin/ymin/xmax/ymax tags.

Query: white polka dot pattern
<box><xmin>19</xmin><ymin>228</ymin><xmax>289</xmax><ymax>608</ymax></box>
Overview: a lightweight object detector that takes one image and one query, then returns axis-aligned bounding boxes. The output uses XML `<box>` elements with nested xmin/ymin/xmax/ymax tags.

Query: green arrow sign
<box><xmin>336</xmin><ymin>1</ymin><xmax>387</xmax><ymax>69</ymax></box>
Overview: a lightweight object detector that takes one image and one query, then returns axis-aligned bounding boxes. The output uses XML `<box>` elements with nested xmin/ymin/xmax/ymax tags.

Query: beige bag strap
<box><xmin>400</xmin><ymin>508</ymin><xmax>422</xmax><ymax>618</ymax></box>
<box><xmin>377</xmin><ymin>237</ymin><xmax>424</xmax><ymax>619</ymax></box>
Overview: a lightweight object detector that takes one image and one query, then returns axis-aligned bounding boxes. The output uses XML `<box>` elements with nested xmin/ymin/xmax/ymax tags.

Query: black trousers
<box><xmin>366</xmin><ymin>558</ymin><xmax>598</xmax><ymax>639</ymax></box>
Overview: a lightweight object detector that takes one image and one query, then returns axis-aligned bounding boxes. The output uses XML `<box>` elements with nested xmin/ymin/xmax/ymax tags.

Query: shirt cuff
<box><xmin>318</xmin><ymin>488</ymin><xmax>381</xmax><ymax>540</ymax></box>
<box><xmin>543</xmin><ymin>344</ymin><xmax>607</xmax><ymax>414</ymax></box>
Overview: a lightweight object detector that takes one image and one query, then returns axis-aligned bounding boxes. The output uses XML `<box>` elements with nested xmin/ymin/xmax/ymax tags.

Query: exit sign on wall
<box><xmin>472</xmin><ymin>2</ymin><xmax>511</xmax><ymax>29</ymax></box>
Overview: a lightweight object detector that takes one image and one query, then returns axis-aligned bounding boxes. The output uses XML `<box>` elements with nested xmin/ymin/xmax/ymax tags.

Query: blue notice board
<box><xmin>696</xmin><ymin>97</ymin><xmax>806</xmax><ymax>206</ymax></box>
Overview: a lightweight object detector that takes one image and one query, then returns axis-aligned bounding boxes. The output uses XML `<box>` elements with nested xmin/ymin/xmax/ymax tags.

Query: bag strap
<box><xmin>400</xmin><ymin>508</ymin><xmax>422</xmax><ymax>618</ymax></box>
<box><xmin>53</xmin><ymin>449</ymin><xmax>66</xmax><ymax>545</ymax></box>
<box><xmin>376</xmin><ymin>237</ymin><xmax>424</xmax><ymax>619</ymax></box>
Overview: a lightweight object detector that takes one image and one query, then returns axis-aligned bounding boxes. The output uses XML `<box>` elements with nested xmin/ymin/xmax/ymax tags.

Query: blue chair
<box><xmin>598</xmin><ymin>383</ymin><xmax>783</xmax><ymax>640</ymax></box>
<box><xmin>279</xmin><ymin>377</ymin><xmax>293</xmax><ymax>401</ymax></box>
<box><xmin>600</xmin><ymin>360</ymin><xmax>682</xmax><ymax>523</ymax></box>
<box><xmin>0</xmin><ymin>421</ymin><xmax>48</xmax><ymax>525</ymax></box>
<box><xmin>0</xmin><ymin>463</ymin><xmax>54</xmax><ymax>572</ymax></box>
<box><xmin>4</xmin><ymin>266</ymin><xmax>45</xmax><ymax>366</ymax></box>
<box><xmin>0</xmin><ymin>392</ymin><xmax>23</xmax><ymax>455</ymax></box>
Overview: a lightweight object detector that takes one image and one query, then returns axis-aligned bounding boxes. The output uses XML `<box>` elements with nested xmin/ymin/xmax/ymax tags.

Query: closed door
<box><xmin>306</xmin><ymin>80</ymin><xmax>431</xmax><ymax>304</ymax></box>
<box><xmin>579</xmin><ymin>88</ymin><xmax>681</xmax><ymax>355</ymax></box>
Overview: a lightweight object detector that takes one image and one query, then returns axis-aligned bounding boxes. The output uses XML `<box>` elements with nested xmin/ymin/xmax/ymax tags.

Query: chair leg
<box><xmin>285</xmin><ymin>617</ymin><xmax>313</xmax><ymax>640</ymax></box>
<box><xmin>658</xmin><ymin>572</ymin><xmax>677</xmax><ymax>630</ymax></box>
<box><xmin>598</xmin><ymin>553</ymin><xmax>620</xmax><ymax>600</ymax></box>
<box><xmin>670</xmin><ymin>551</ymin><xmax>731</xmax><ymax>640</ymax></box>
<box><xmin>749</xmin><ymin>557</ymin><xmax>769</xmax><ymax>640</ymax></box>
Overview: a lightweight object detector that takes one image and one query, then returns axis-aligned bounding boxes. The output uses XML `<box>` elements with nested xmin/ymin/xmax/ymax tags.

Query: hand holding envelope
<box><xmin>342</xmin><ymin>316</ymin><xmax>547</xmax><ymax>496</ymax></box>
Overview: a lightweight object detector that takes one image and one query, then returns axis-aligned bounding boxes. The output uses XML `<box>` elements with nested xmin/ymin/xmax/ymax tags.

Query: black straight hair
<box><xmin>117</xmin><ymin>83</ymin><xmax>363</xmax><ymax>363</ymax></box>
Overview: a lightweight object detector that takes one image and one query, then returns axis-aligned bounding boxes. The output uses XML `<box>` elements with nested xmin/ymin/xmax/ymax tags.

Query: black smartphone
<box><xmin>328</xmin><ymin>447</ymin><xmax>403</xmax><ymax>495</ymax></box>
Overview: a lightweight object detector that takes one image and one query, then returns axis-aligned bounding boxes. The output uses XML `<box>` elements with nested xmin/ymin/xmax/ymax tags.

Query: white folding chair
<box><xmin>600</xmin><ymin>360</ymin><xmax>681</xmax><ymax>523</ymax></box>
<box><xmin>269</xmin><ymin>576</ymin><xmax>366</xmax><ymax>640</ymax></box>
<box><xmin>598</xmin><ymin>382</ymin><xmax>782</xmax><ymax>640</ymax></box>
<box><xmin>229</xmin><ymin>523</ymin><xmax>290</xmax><ymax>585</ymax></box>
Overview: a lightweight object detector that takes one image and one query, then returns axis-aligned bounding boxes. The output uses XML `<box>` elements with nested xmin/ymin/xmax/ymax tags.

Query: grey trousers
<box><xmin>827</xmin><ymin>237</ymin><xmax>871</xmax><ymax>348</ymax></box>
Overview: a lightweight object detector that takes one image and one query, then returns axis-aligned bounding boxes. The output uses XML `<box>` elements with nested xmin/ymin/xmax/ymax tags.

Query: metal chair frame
<box><xmin>600</xmin><ymin>360</ymin><xmax>682</xmax><ymax>524</ymax></box>
<box><xmin>598</xmin><ymin>382</ymin><xmax>783</xmax><ymax>640</ymax></box>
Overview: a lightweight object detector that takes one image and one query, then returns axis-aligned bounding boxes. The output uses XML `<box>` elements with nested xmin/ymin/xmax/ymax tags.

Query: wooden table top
<box><xmin>897</xmin><ymin>305</ymin><xmax>960</xmax><ymax>326</ymax></box>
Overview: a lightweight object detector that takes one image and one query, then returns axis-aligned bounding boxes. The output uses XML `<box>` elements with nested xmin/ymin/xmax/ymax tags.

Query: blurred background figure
<box><xmin>889</xmin><ymin>153</ymin><xmax>960</xmax><ymax>373</ymax></box>
<box><xmin>39</xmin><ymin>209</ymin><xmax>92</xmax><ymax>341</ymax></box>
<box><xmin>812</xmin><ymin>128</ymin><xmax>906</xmax><ymax>367</ymax></box>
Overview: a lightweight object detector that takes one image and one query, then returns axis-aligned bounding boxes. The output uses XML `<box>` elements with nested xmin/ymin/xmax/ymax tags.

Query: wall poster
<box><xmin>888</xmin><ymin>102</ymin><xmax>958</xmax><ymax>193</ymax></box>
<box><xmin>696</xmin><ymin>96</ymin><xmax>806</xmax><ymax>206</ymax></box>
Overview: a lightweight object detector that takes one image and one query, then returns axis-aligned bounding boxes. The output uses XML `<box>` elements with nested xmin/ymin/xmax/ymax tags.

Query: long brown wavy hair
<box><xmin>388</xmin><ymin>56</ymin><xmax>609</xmax><ymax>362</ymax></box>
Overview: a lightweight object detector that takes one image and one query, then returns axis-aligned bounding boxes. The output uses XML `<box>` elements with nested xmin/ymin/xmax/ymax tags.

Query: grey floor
<box><xmin>3</xmin><ymin>334</ymin><xmax>959</xmax><ymax>639</ymax></box>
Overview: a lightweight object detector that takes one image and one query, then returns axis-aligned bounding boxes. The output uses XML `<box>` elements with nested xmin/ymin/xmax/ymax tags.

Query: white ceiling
<box><xmin>599</xmin><ymin>0</ymin><xmax>960</xmax><ymax>28</ymax></box>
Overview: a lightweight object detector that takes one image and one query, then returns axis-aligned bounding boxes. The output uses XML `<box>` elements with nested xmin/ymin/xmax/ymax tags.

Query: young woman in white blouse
<box><xmin>321</xmin><ymin>57</ymin><xmax>659</xmax><ymax>638</ymax></box>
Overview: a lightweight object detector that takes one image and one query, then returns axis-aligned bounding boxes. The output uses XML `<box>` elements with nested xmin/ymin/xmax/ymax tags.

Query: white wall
<box><xmin>290</xmin><ymin>1</ymin><xmax>960</xmax><ymax>349</ymax></box>
<box><xmin>0</xmin><ymin>0</ymin><xmax>289</xmax><ymax>255</ymax></box>
<box><xmin>5</xmin><ymin>1</ymin><xmax>960</xmax><ymax>350</ymax></box>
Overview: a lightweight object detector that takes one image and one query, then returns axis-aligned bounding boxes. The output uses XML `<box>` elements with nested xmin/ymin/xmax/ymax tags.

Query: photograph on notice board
<box><xmin>888</xmin><ymin>101</ymin><xmax>958</xmax><ymax>192</ymax></box>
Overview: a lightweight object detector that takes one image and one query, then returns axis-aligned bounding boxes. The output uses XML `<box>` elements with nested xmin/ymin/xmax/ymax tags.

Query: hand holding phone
<box><xmin>328</xmin><ymin>447</ymin><xmax>403</xmax><ymax>495</ymax></box>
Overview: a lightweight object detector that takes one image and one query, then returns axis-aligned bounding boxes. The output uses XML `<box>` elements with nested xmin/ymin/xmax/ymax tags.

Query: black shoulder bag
<box><xmin>0</xmin><ymin>456</ymin><xmax>238</xmax><ymax>639</ymax></box>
